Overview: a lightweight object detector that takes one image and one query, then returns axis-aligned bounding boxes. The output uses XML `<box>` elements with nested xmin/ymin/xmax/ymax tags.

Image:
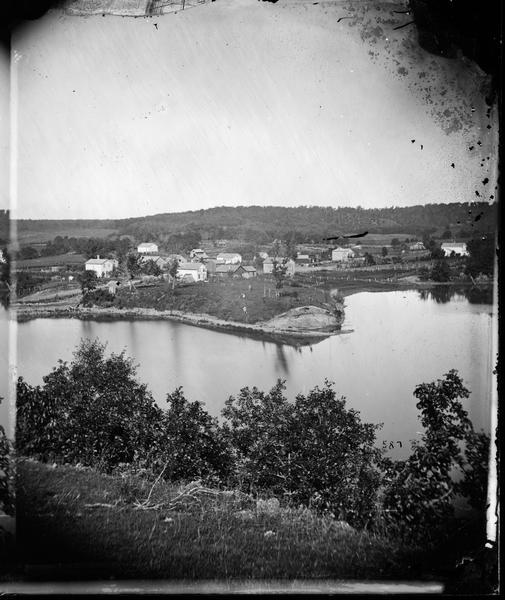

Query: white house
<box><xmin>409</xmin><ymin>241</ymin><xmax>426</xmax><ymax>251</ymax></box>
<box><xmin>331</xmin><ymin>247</ymin><xmax>356</xmax><ymax>262</ymax></box>
<box><xmin>177</xmin><ymin>262</ymin><xmax>207</xmax><ymax>282</ymax></box>
<box><xmin>85</xmin><ymin>256</ymin><xmax>118</xmax><ymax>278</ymax></box>
<box><xmin>137</xmin><ymin>242</ymin><xmax>158</xmax><ymax>254</ymax></box>
<box><xmin>441</xmin><ymin>242</ymin><xmax>469</xmax><ymax>257</ymax></box>
<box><xmin>216</xmin><ymin>252</ymin><xmax>242</xmax><ymax>265</ymax></box>
<box><xmin>263</xmin><ymin>257</ymin><xmax>295</xmax><ymax>277</ymax></box>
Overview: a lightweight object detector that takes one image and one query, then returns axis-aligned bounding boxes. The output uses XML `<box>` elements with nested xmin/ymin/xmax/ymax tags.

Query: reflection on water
<box><xmin>16</xmin><ymin>290</ymin><xmax>495</xmax><ymax>459</ymax></box>
<box><xmin>417</xmin><ymin>285</ymin><xmax>494</xmax><ymax>305</ymax></box>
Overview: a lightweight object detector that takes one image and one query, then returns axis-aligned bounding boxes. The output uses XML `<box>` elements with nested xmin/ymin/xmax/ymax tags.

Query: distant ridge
<box><xmin>14</xmin><ymin>202</ymin><xmax>496</xmax><ymax>244</ymax></box>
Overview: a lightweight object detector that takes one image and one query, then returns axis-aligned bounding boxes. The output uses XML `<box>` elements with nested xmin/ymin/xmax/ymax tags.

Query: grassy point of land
<box><xmin>111</xmin><ymin>277</ymin><xmax>336</xmax><ymax>324</ymax></box>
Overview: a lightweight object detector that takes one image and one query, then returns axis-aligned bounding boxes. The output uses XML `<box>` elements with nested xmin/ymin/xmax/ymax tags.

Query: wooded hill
<box><xmin>15</xmin><ymin>202</ymin><xmax>497</xmax><ymax>245</ymax></box>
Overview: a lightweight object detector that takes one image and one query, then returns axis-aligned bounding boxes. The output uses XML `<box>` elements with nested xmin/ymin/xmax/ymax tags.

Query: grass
<box><xmin>114</xmin><ymin>277</ymin><xmax>334</xmax><ymax>324</ymax></box>
<box><xmin>14</xmin><ymin>459</ymin><xmax>417</xmax><ymax>582</ymax></box>
<box><xmin>16</xmin><ymin>229</ymin><xmax>118</xmax><ymax>246</ymax></box>
<box><xmin>15</xmin><ymin>254</ymin><xmax>87</xmax><ymax>269</ymax></box>
<box><xmin>12</xmin><ymin>460</ymin><xmax>496</xmax><ymax>590</ymax></box>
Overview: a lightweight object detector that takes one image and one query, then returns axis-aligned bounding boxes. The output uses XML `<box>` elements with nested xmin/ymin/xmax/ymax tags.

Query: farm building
<box><xmin>441</xmin><ymin>242</ymin><xmax>469</xmax><ymax>257</ymax></box>
<box><xmin>331</xmin><ymin>247</ymin><xmax>355</xmax><ymax>262</ymax></box>
<box><xmin>178</xmin><ymin>262</ymin><xmax>207</xmax><ymax>282</ymax></box>
<box><xmin>85</xmin><ymin>256</ymin><xmax>118</xmax><ymax>278</ymax></box>
<box><xmin>137</xmin><ymin>242</ymin><xmax>158</xmax><ymax>254</ymax></box>
<box><xmin>108</xmin><ymin>280</ymin><xmax>120</xmax><ymax>295</ymax></box>
<box><xmin>140</xmin><ymin>255</ymin><xmax>171</xmax><ymax>269</ymax></box>
<box><xmin>216</xmin><ymin>252</ymin><xmax>242</xmax><ymax>265</ymax></box>
<box><xmin>190</xmin><ymin>249</ymin><xmax>208</xmax><ymax>261</ymax></box>
<box><xmin>263</xmin><ymin>257</ymin><xmax>295</xmax><ymax>277</ymax></box>
<box><xmin>409</xmin><ymin>242</ymin><xmax>426</xmax><ymax>251</ymax></box>
<box><xmin>214</xmin><ymin>264</ymin><xmax>238</xmax><ymax>278</ymax></box>
<box><xmin>241</xmin><ymin>265</ymin><xmax>257</xmax><ymax>278</ymax></box>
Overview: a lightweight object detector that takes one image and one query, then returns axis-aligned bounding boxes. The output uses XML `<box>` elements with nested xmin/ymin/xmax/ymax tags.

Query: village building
<box><xmin>177</xmin><ymin>262</ymin><xmax>207</xmax><ymax>282</ymax></box>
<box><xmin>262</xmin><ymin>257</ymin><xmax>295</xmax><ymax>277</ymax></box>
<box><xmin>214</xmin><ymin>264</ymin><xmax>238</xmax><ymax>278</ymax></box>
<box><xmin>108</xmin><ymin>280</ymin><xmax>120</xmax><ymax>295</ymax></box>
<box><xmin>190</xmin><ymin>248</ymin><xmax>208</xmax><ymax>261</ymax></box>
<box><xmin>85</xmin><ymin>256</ymin><xmax>118</xmax><ymax>278</ymax></box>
<box><xmin>241</xmin><ymin>265</ymin><xmax>257</xmax><ymax>278</ymax></box>
<box><xmin>296</xmin><ymin>253</ymin><xmax>311</xmax><ymax>267</ymax></box>
<box><xmin>441</xmin><ymin>242</ymin><xmax>469</xmax><ymax>257</ymax></box>
<box><xmin>137</xmin><ymin>242</ymin><xmax>158</xmax><ymax>254</ymax></box>
<box><xmin>216</xmin><ymin>252</ymin><xmax>242</xmax><ymax>265</ymax></box>
<box><xmin>166</xmin><ymin>254</ymin><xmax>186</xmax><ymax>265</ymax></box>
<box><xmin>409</xmin><ymin>241</ymin><xmax>426</xmax><ymax>251</ymax></box>
<box><xmin>331</xmin><ymin>247</ymin><xmax>356</xmax><ymax>262</ymax></box>
<box><xmin>140</xmin><ymin>255</ymin><xmax>171</xmax><ymax>270</ymax></box>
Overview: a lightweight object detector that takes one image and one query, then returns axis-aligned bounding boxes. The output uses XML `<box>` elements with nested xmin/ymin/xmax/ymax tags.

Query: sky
<box><xmin>8</xmin><ymin>0</ymin><xmax>499</xmax><ymax>220</ymax></box>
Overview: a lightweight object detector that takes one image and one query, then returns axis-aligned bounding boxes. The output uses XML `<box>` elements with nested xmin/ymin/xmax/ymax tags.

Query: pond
<box><xmin>8</xmin><ymin>289</ymin><xmax>495</xmax><ymax>458</ymax></box>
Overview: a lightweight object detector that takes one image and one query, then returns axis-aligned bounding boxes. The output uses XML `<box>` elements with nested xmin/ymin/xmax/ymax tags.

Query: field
<box><xmin>114</xmin><ymin>277</ymin><xmax>334</xmax><ymax>323</ymax></box>
<box><xmin>15</xmin><ymin>228</ymin><xmax>118</xmax><ymax>246</ymax></box>
<box><xmin>15</xmin><ymin>254</ymin><xmax>87</xmax><ymax>269</ymax></box>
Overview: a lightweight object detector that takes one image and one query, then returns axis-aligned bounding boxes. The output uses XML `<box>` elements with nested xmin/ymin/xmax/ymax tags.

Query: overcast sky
<box><xmin>9</xmin><ymin>0</ymin><xmax>498</xmax><ymax>220</ymax></box>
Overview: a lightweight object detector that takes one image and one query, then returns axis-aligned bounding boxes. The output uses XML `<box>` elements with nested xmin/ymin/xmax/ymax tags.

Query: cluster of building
<box><xmin>85</xmin><ymin>242</ymin><xmax>299</xmax><ymax>284</ymax></box>
<box><xmin>83</xmin><ymin>239</ymin><xmax>470</xmax><ymax>282</ymax></box>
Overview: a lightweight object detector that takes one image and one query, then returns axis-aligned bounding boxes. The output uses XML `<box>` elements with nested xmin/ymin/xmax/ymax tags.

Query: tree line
<box><xmin>14</xmin><ymin>339</ymin><xmax>490</xmax><ymax>542</ymax></box>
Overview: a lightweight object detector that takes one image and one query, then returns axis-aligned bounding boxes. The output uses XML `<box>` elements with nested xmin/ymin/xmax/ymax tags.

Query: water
<box><xmin>10</xmin><ymin>289</ymin><xmax>495</xmax><ymax>457</ymax></box>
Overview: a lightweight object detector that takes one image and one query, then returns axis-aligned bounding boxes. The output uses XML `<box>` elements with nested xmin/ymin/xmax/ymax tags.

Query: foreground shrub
<box><xmin>0</xmin><ymin>400</ymin><xmax>14</xmax><ymax>515</ymax></box>
<box><xmin>16</xmin><ymin>340</ymin><xmax>164</xmax><ymax>470</ymax></box>
<box><xmin>380</xmin><ymin>370</ymin><xmax>490</xmax><ymax>541</ymax></box>
<box><xmin>222</xmin><ymin>381</ymin><xmax>294</xmax><ymax>494</ymax></box>
<box><xmin>222</xmin><ymin>380</ymin><xmax>382</xmax><ymax>528</ymax></box>
<box><xmin>156</xmin><ymin>388</ymin><xmax>234</xmax><ymax>483</ymax></box>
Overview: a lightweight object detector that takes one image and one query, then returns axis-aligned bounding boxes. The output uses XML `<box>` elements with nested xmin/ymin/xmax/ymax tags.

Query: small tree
<box><xmin>391</xmin><ymin>238</ymin><xmax>400</xmax><ymax>248</ymax></box>
<box><xmin>168</xmin><ymin>259</ymin><xmax>179</xmax><ymax>289</ymax></box>
<box><xmin>381</xmin><ymin>246</ymin><xmax>388</xmax><ymax>257</ymax></box>
<box><xmin>222</xmin><ymin>380</ymin><xmax>294</xmax><ymax>494</ymax></box>
<box><xmin>161</xmin><ymin>388</ymin><xmax>233</xmax><ymax>482</ymax></box>
<box><xmin>380</xmin><ymin>370</ymin><xmax>489</xmax><ymax>541</ymax></box>
<box><xmin>364</xmin><ymin>252</ymin><xmax>376</xmax><ymax>266</ymax></box>
<box><xmin>272</xmin><ymin>258</ymin><xmax>289</xmax><ymax>289</ymax></box>
<box><xmin>78</xmin><ymin>270</ymin><xmax>98</xmax><ymax>294</ymax></box>
<box><xmin>126</xmin><ymin>253</ymin><xmax>142</xmax><ymax>280</ymax></box>
<box><xmin>431</xmin><ymin>259</ymin><xmax>451</xmax><ymax>282</ymax></box>
<box><xmin>142</xmin><ymin>259</ymin><xmax>162</xmax><ymax>277</ymax></box>
<box><xmin>16</xmin><ymin>340</ymin><xmax>164</xmax><ymax>470</ymax></box>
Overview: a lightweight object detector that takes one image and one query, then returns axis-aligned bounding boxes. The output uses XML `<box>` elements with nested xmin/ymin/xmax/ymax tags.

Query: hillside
<box><xmin>15</xmin><ymin>202</ymin><xmax>497</xmax><ymax>245</ymax></box>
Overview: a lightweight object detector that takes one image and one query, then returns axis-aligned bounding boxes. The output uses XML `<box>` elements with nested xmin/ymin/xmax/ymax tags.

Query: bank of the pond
<box><xmin>14</xmin><ymin>302</ymin><xmax>350</xmax><ymax>347</ymax></box>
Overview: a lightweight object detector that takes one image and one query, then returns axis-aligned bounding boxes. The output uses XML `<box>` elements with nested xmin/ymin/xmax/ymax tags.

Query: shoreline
<box><xmin>12</xmin><ymin>279</ymin><xmax>492</xmax><ymax>344</ymax></box>
<box><xmin>13</xmin><ymin>303</ymin><xmax>350</xmax><ymax>347</ymax></box>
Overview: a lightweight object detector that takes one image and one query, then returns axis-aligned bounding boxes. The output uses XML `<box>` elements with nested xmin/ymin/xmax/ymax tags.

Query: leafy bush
<box><xmin>380</xmin><ymin>371</ymin><xmax>490</xmax><ymax>541</ymax></box>
<box><xmin>16</xmin><ymin>340</ymin><xmax>233</xmax><ymax>483</ymax></box>
<box><xmin>430</xmin><ymin>259</ymin><xmax>451</xmax><ymax>282</ymax></box>
<box><xmin>156</xmin><ymin>388</ymin><xmax>234</xmax><ymax>483</ymax></box>
<box><xmin>15</xmin><ymin>340</ymin><xmax>490</xmax><ymax>538</ymax></box>
<box><xmin>288</xmin><ymin>383</ymin><xmax>382</xmax><ymax>527</ymax></box>
<box><xmin>0</xmin><ymin>409</ymin><xmax>14</xmax><ymax>515</ymax></box>
<box><xmin>222</xmin><ymin>381</ymin><xmax>294</xmax><ymax>494</ymax></box>
<box><xmin>222</xmin><ymin>380</ymin><xmax>382</xmax><ymax>527</ymax></box>
<box><xmin>82</xmin><ymin>289</ymin><xmax>115</xmax><ymax>307</ymax></box>
<box><xmin>16</xmin><ymin>340</ymin><xmax>164</xmax><ymax>470</ymax></box>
